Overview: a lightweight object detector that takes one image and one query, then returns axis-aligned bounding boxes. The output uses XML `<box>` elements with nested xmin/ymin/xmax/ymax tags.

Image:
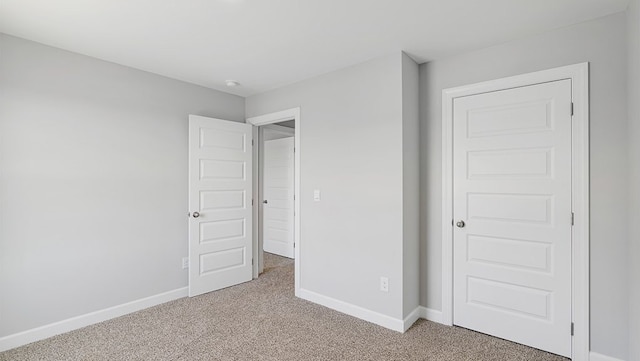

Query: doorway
<box><xmin>441</xmin><ymin>64</ymin><xmax>589</xmax><ymax>359</ymax></box>
<box><xmin>260</xmin><ymin>124</ymin><xmax>295</xmax><ymax>259</ymax></box>
<box><xmin>187</xmin><ymin>108</ymin><xmax>301</xmax><ymax>299</ymax></box>
<box><xmin>247</xmin><ymin>108</ymin><xmax>301</xmax><ymax>296</ymax></box>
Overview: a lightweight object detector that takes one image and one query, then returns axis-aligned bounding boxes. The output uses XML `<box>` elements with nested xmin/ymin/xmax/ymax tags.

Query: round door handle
<box><xmin>192</xmin><ymin>211</ymin><xmax>200</xmax><ymax>218</ymax></box>
<box><xmin>263</xmin><ymin>200</ymin><xmax>268</xmax><ymax>204</ymax></box>
<box><xmin>456</xmin><ymin>220</ymin><xmax>465</xmax><ymax>228</ymax></box>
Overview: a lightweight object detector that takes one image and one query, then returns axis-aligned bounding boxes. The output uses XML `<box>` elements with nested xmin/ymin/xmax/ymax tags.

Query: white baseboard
<box><xmin>4</xmin><ymin>290</ymin><xmax>618</xmax><ymax>360</ymax></box>
<box><xmin>298</xmin><ymin>288</ymin><xmax>405</xmax><ymax>332</ymax></box>
<box><xmin>0</xmin><ymin>287</ymin><xmax>188</xmax><ymax>352</ymax></box>
<box><xmin>403</xmin><ymin>307</ymin><xmax>421</xmax><ymax>331</ymax></box>
<box><xmin>419</xmin><ymin>307</ymin><xmax>619</xmax><ymax>361</ymax></box>
<box><xmin>590</xmin><ymin>352</ymin><xmax>626</xmax><ymax>361</ymax></box>
<box><xmin>418</xmin><ymin>306</ymin><xmax>444</xmax><ymax>324</ymax></box>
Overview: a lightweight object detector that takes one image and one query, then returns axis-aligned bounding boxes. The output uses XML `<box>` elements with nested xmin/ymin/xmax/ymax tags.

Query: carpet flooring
<box><xmin>1</xmin><ymin>253</ymin><xmax>567</xmax><ymax>360</ymax></box>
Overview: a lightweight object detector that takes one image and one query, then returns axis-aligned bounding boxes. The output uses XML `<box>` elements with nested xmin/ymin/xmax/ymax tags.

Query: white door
<box><xmin>188</xmin><ymin>115</ymin><xmax>253</xmax><ymax>297</ymax></box>
<box><xmin>262</xmin><ymin>137</ymin><xmax>295</xmax><ymax>258</ymax></box>
<box><xmin>453</xmin><ymin>80</ymin><xmax>572</xmax><ymax>357</ymax></box>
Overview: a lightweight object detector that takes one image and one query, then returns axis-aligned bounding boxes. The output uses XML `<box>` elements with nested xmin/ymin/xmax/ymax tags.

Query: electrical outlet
<box><xmin>380</xmin><ymin>277</ymin><xmax>389</xmax><ymax>292</ymax></box>
<box><xmin>182</xmin><ymin>257</ymin><xmax>189</xmax><ymax>269</ymax></box>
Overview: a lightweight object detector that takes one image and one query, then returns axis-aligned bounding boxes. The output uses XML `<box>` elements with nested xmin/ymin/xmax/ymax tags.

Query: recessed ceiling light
<box><xmin>225</xmin><ymin>80</ymin><xmax>241</xmax><ymax>87</ymax></box>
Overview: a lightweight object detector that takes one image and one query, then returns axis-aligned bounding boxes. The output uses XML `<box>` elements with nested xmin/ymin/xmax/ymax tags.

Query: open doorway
<box><xmin>260</xmin><ymin>123</ymin><xmax>294</xmax><ymax>268</ymax></box>
<box><xmin>247</xmin><ymin>108</ymin><xmax>301</xmax><ymax>296</ymax></box>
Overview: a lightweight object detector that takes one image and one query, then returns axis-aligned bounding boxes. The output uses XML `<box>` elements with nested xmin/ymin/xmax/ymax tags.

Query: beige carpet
<box><xmin>1</xmin><ymin>253</ymin><xmax>567</xmax><ymax>361</ymax></box>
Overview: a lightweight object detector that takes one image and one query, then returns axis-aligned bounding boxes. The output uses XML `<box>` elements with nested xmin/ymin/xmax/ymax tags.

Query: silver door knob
<box><xmin>192</xmin><ymin>212</ymin><xmax>200</xmax><ymax>218</ymax></box>
<box><xmin>456</xmin><ymin>220</ymin><xmax>465</xmax><ymax>228</ymax></box>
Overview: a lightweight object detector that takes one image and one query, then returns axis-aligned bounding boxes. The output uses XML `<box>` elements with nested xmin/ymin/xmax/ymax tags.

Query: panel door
<box><xmin>453</xmin><ymin>80</ymin><xmax>572</xmax><ymax>357</ymax></box>
<box><xmin>263</xmin><ymin>137</ymin><xmax>295</xmax><ymax>258</ymax></box>
<box><xmin>188</xmin><ymin>115</ymin><xmax>253</xmax><ymax>297</ymax></box>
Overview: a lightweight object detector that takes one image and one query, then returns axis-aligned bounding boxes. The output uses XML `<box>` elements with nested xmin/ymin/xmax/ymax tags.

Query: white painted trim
<box><xmin>0</xmin><ymin>287</ymin><xmax>188</xmax><ymax>352</ymax></box>
<box><xmin>418</xmin><ymin>306</ymin><xmax>444</xmax><ymax>324</ymax></box>
<box><xmin>570</xmin><ymin>63</ymin><xmax>591</xmax><ymax>361</ymax></box>
<box><xmin>251</xmin><ymin>125</ymin><xmax>261</xmax><ymax>278</ymax></box>
<box><xmin>441</xmin><ymin>63</ymin><xmax>590</xmax><ymax>361</ymax></box>
<box><xmin>298</xmin><ymin>288</ymin><xmax>405</xmax><ymax>332</ymax></box>
<box><xmin>247</xmin><ymin>107</ymin><xmax>301</xmax><ymax>296</ymax></box>
<box><xmin>247</xmin><ymin>108</ymin><xmax>299</xmax><ymax>126</ymax></box>
<box><xmin>263</xmin><ymin>124</ymin><xmax>295</xmax><ymax>135</ymax></box>
<box><xmin>403</xmin><ymin>307</ymin><xmax>422</xmax><ymax>331</ymax></box>
<box><xmin>589</xmin><ymin>352</ymin><xmax>625</xmax><ymax>361</ymax></box>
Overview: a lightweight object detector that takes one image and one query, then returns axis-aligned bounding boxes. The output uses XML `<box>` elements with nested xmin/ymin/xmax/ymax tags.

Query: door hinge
<box><xmin>571</xmin><ymin>103</ymin><xmax>574</xmax><ymax>116</ymax></box>
<box><xmin>571</xmin><ymin>322</ymin><xmax>574</xmax><ymax>336</ymax></box>
<box><xmin>252</xmin><ymin>139</ymin><xmax>254</xmax><ymax>146</ymax></box>
<box><xmin>252</xmin><ymin>258</ymin><xmax>254</xmax><ymax>265</ymax></box>
<box><xmin>252</xmin><ymin>199</ymin><xmax>254</xmax><ymax>206</ymax></box>
<box><xmin>571</xmin><ymin>212</ymin><xmax>575</xmax><ymax>226</ymax></box>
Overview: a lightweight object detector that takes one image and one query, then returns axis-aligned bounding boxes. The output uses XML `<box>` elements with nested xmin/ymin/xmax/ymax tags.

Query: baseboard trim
<box><xmin>403</xmin><ymin>307</ymin><xmax>421</xmax><ymax>331</ymax></box>
<box><xmin>589</xmin><ymin>352</ymin><xmax>625</xmax><ymax>361</ymax></box>
<box><xmin>298</xmin><ymin>288</ymin><xmax>405</xmax><ymax>332</ymax></box>
<box><xmin>418</xmin><ymin>306</ymin><xmax>444</xmax><ymax>324</ymax></box>
<box><xmin>4</xmin><ymin>289</ymin><xmax>615</xmax><ymax>360</ymax></box>
<box><xmin>0</xmin><ymin>287</ymin><xmax>188</xmax><ymax>352</ymax></box>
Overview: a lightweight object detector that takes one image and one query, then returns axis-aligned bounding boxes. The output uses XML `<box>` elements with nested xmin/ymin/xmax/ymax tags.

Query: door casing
<box><xmin>247</xmin><ymin>108</ymin><xmax>301</xmax><ymax>296</ymax></box>
<box><xmin>441</xmin><ymin>63</ymin><xmax>589</xmax><ymax>360</ymax></box>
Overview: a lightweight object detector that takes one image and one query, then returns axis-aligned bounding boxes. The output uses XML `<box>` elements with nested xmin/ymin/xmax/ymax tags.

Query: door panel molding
<box><xmin>441</xmin><ymin>63</ymin><xmax>589</xmax><ymax>360</ymax></box>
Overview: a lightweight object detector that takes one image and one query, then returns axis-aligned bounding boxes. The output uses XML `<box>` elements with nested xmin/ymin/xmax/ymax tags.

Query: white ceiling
<box><xmin>0</xmin><ymin>0</ymin><xmax>629</xmax><ymax>97</ymax></box>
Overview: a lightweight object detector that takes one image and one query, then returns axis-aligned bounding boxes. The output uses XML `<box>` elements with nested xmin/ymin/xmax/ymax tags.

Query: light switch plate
<box><xmin>313</xmin><ymin>189</ymin><xmax>321</xmax><ymax>201</ymax></box>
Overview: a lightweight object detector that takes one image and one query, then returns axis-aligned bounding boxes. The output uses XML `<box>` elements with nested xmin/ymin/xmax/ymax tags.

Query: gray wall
<box><xmin>628</xmin><ymin>0</ymin><xmax>640</xmax><ymax>360</ymax></box>
<box><xmin>418</xmin><ymin>13</ymin><xmax>629</xmax><ymax>359</ymax></box>
<box><xmin>247</xmin><ymin>53</ymin><xmax>418</xmax><ymax>321</ymax></box>
<box><xmin>0</xmin><ymin>34</ymin><xmax>245</xmax><ymax>337</ymax></box>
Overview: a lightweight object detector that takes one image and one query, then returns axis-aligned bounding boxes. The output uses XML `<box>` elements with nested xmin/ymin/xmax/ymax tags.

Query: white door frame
<box><xmin>247</xmin><ymin>107</ymin><xmax>301</xmax><ymax>296</ymax></box>
<box><xmin>441</xmin><ymin>63</ymin><xmax>589</xmax><ymax>360</ymax></box>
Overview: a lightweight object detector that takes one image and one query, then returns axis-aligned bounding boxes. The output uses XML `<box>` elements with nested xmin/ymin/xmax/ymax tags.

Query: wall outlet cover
<box><xmin>380</xmin><ymin>277</ymin><xmax>389</xmax><ymax>292</ymax></box>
